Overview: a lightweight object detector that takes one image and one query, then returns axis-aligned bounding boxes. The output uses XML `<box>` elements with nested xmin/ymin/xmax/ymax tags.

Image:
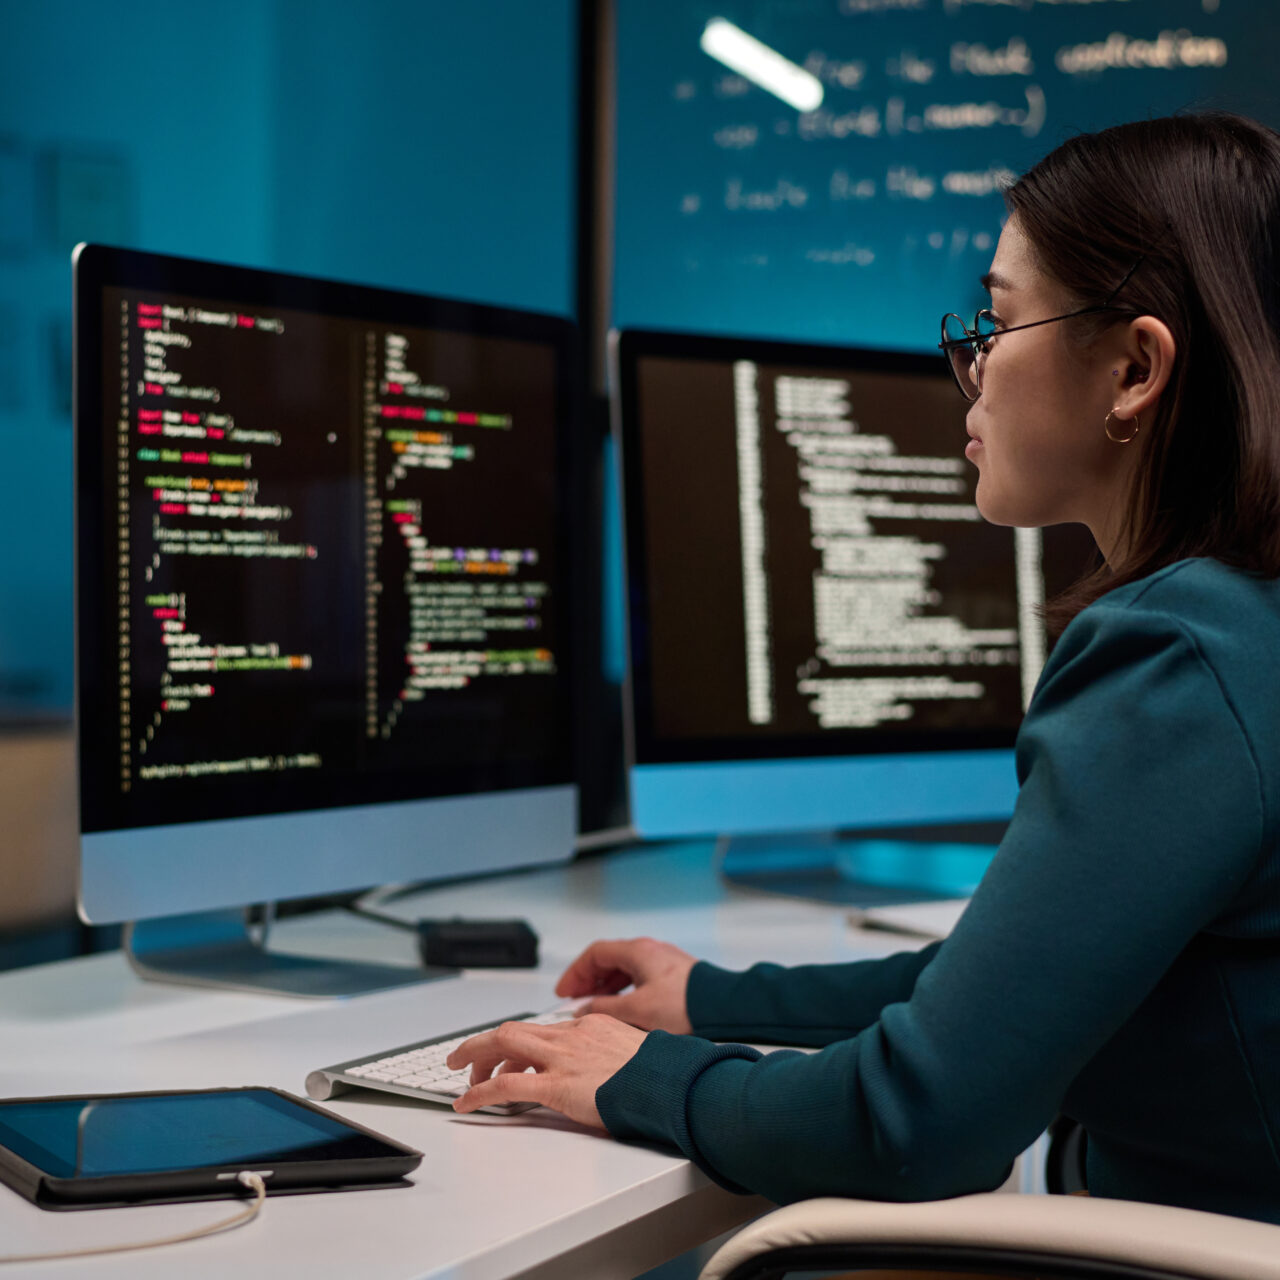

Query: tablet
<box><xmin>0</xmin><ymin>1087</ymin><xmax>422</xmax><ymax>1209</ymax></box>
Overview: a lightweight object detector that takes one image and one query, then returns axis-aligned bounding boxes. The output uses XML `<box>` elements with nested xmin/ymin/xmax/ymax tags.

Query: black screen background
<box><xmin>77</xmin><ymin>249</ymin><xmax>575</xmax><ymax>834</ymax></box>
<box><xmin>624</xmin><ymin>336</ymin><xmax>1092</xmax><ymax>764</ymax></box>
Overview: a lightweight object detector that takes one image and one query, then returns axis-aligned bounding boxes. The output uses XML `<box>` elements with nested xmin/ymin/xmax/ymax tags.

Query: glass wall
<box><xmin>613</xmin><ymin>0</ymin><xmax>1267</xmax><ymax>347</ymax></box>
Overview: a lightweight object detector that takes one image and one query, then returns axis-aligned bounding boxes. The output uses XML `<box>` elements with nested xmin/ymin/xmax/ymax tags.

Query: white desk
<box><xmin>0</xmin><ymin>841</ymin><xmax>930</xmax><ymax>1279</ymax></box>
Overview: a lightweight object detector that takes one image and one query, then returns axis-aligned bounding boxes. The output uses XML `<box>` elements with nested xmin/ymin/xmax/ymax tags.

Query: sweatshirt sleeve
<box><xmin>596</xmin><ymin>596</ymin><xmax>1265</xmax><ymax>1204</ymax></box>
<box><xmin>687</xmin><ymin>945</ymin><xmax>941</xmax><ymax>1046</ymax></box>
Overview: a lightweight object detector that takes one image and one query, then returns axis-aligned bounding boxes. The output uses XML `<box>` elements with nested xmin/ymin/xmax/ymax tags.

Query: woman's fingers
<box><xmin>496</xmin><ymin>1059</ymin><xmax>534</xmax><ymax>1075</ymax></box>
<box><xmin>447</xmin><ymin>1020</ymin><xmax>560</xmax><ymax>1080</ymax></box>
<box><xmin>453</xmin><ymin>1067</ymin><xmax>553</xmax><ymax>1114</ymax></box>
<box><xmin>577</xmin><ymin>991</ymin><xmax>634</xmax><ymax>1021</ymax></box>
<box><xmin>473</xmin><ymin>1057</ymin><xmax>536</xmax><ymax>1085</ymax></box>
<box><xmin>554</xmin><ymin>938</ymin><xmax>649</xmax><ymax>997</ymax></box>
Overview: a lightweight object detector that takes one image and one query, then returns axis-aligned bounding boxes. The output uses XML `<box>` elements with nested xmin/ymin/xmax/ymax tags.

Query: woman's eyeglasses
<box><xmin>938</xmin><ymin>254</ymin><xmax>1147</xmax><ymax>402</ymax></box>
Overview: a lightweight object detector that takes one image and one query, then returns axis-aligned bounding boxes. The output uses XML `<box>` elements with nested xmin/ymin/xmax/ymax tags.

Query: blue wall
<box><xmin>268</xmin><ymin>0</ymin><xmax>575</xmax><ymax>308</ymax></box>
<box><xmin>0</xmin><ymin>0</ymin><xmax>575</xmax><ymax>717</ymax></box>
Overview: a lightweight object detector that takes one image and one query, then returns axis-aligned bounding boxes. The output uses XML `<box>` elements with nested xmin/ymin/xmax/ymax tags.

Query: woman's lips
<box><xmin>964</xmin><ymin>434</ymin><xmax>983</xmax><ymax>459</ymax></box>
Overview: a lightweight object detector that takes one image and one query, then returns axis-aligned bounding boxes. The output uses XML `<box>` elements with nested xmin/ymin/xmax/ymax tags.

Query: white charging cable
<box><xmin>0</xmin><ymin>1170</ymin><xmax>267</xmax><ymax>1266</ymax></box>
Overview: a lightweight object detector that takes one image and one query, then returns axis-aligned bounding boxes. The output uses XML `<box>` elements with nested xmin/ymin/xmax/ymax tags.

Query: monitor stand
<box><xmin>124</xmin><ymin>907</ymin><xmax>456</xmax><ymax>998</ymax></box>
<box><xmin>718</xmin><ymin>826</ymin><xmax>1003</xmax><ymax>908</ymax></box>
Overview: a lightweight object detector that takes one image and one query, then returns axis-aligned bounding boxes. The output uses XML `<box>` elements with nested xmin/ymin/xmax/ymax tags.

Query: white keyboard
<box><xmin>305</xmin><ymin>1005</ymin><xmax>580</xmax><ymax>1115</ymax></box>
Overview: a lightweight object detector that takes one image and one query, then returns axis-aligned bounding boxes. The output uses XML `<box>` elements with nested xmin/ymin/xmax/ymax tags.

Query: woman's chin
<box><xmin>974</xmin><ymin>482</ymin><xmax>1030</xmax><ymax>529</ymax></box>
<box><xmin>973</xmin><ymin>481</ymin><xmax>1005</xmax><ymax>526</ymax></box>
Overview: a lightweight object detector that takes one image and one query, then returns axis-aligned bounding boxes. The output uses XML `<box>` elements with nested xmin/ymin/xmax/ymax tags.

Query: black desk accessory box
<box><xmin>416</xmin><ymin>918</ymin><xmax>539</xmax><ymax>968</ymax></box>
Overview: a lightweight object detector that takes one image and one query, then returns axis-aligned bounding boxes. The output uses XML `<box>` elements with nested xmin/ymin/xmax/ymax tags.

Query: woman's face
<box><xmin>964</xmin><ymin>219</ymin><xmax>1142</xmax><ymax>549</ymax></box>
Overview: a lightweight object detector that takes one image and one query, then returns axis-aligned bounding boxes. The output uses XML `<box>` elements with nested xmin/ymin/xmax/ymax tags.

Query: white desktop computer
<box><xmin>610</xmin><ymin>327</ymin><xmax>1092</xmax><ymax>903</ymax></box>
<box><xmin>73</xmin><ymin>244</ymin><xmax>580</xmax><ymax>994</ymax></box>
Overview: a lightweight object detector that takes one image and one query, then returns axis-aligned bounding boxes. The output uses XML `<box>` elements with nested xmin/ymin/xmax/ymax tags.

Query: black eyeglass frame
<box><xmin>938</xmin><ymin>254</ymin><xmax>1147</xmax><ymax>402</ymax></box>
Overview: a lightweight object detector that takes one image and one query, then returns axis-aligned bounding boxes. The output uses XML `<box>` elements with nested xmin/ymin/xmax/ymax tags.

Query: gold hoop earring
<box><xmin>1104</xmin><ymin>408</ymin><xmax>1140</xmax><ymax>444</ymax></box>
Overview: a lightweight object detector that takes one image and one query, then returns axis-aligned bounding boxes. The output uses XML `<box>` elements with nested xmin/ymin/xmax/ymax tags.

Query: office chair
<box><xmin>698</xmin><ymin>1191</ymin><xmax>1280</xmax><ymax>1280</ymax></box>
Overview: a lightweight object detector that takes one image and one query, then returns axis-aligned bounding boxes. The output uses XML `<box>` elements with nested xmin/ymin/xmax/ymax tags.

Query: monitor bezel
<box><xmin>611</xmin><ymin>326</ymin><xmax>1023</xmax><ymax>768</ymax></box>
<box><xmin>74</xmin><ymin>243</ymin><xmax>581</xmax><ymax>837</ymax></box>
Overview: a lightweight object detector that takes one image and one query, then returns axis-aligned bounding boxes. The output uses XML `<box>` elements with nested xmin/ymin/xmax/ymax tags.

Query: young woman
<box><xmin>448</xmin><ymin>113</ymin><xmax>1280</xmax><ymax>1224</ymax></box>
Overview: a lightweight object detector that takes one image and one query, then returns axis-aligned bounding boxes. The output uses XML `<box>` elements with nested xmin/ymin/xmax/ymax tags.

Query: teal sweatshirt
<box><xmin>597</xmin><ymin>559</ymin><xmax>1280</xmax><ymax>1222</ymax></box>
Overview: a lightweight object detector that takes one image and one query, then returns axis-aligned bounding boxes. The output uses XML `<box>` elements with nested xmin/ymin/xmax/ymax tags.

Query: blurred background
<box><xmin>0</xmin><ymin>0</ymin><xmax>1267</xmax><ymax>963</ymax></box>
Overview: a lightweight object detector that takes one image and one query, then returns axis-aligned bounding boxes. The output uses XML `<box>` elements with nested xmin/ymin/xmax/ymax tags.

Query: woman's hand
<box><xmin>446</xmin><ymin>937</ymin><xmax>697</xmax><ymax>1124</ymax></box>
<box><xmin>446</xmin><ymin>1014</ymin><xmax>646</xmax><ymax>1127</ymax></box>
<box><xmin>555</xmin><ymin>937</ymin><xmax>697</xmax><ymax>1034</ymax></box>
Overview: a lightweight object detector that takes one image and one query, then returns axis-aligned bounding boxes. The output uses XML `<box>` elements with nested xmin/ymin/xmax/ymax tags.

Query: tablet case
<box><xmin>0</xmin><ymin>1086</ymin><xmax>422</xmax><ymax>1210</ymax></box>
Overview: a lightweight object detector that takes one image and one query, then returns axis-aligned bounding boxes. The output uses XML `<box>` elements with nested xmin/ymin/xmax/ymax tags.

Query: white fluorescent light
<box><xmin>700</xmin><ymin>18</ymin><xmax>824</xmax><ymax>113</ymax></box>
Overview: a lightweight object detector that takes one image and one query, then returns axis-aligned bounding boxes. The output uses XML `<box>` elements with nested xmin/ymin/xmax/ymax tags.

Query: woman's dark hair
<box><xmin>1005</xmin><ymin>111</ymin><xmax>1280</xmax><ymax>631</ymax></box>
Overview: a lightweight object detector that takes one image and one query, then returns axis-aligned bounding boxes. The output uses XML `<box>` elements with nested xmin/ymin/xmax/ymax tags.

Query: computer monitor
<box><xmin>73</xmin><ymin>244</ymin><xmax>578</xmax><ymax>994</ymax></box>
<box><xmin>611</xmin><ymin>328</ymin><xmax>1090</xmax><ymax>903</ymax></box>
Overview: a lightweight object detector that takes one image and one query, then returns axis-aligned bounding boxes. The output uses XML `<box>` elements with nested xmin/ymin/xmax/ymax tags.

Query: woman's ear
<box><xmin>1112</xmin><ymin>316</ymin><xmax>1176</xmax><ymax>421</ymax></box>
